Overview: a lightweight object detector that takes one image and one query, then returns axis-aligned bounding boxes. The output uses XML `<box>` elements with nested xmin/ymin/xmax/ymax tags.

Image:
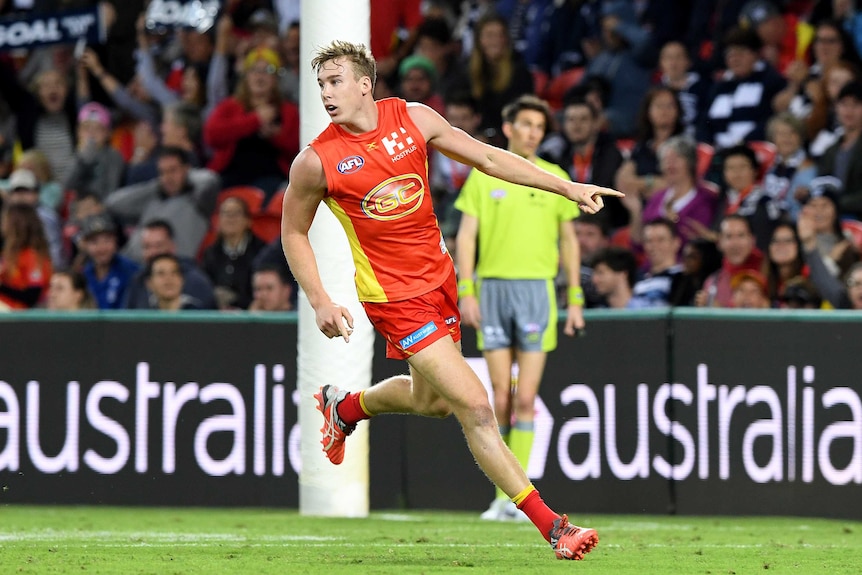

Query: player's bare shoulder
<box><xmin>406</xmin><ymin>102</ymin><xmax>450</xmax><ymax>143</ymax></box>
<box><xmin>288</xmin><ymin>145</ymin><xmax>327</xmax><ymax>196</ymax></box>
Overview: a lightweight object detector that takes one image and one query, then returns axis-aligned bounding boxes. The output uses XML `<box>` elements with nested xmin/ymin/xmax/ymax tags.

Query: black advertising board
<box><xmin>0</xmin><ymin>314</ymin><xmax>300</xmax><ymax>506</ymax></box>
<box><xmin>1</xmin><ymin>310</ymin><xmax>860</xmax><ymax>518</ymax></box>
<box><xmin>671</xmin><ymin>310</ymin><xmax>862</xmax><ymax>519</ymax></box>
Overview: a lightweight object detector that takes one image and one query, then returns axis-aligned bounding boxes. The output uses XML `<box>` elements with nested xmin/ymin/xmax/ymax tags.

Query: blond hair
<box><xmin>311</xmin><ymin>40</ymin><xmax>376</xmax><ymax>89</ymax></box>
<box><xmin>469</xmin><ymin>14</ymin><xmax>513</xmax><ymax>99</ymax></box>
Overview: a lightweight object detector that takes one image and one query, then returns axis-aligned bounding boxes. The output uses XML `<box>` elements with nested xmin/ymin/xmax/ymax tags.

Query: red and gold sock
<box><xmin>514</xmin><ymin>485</ymin><xmax>560</xmax><ymax>542</ymax></box>
<box><xmin>336</xmin><ymin>390</ymin><xmax>373</xmax><ymax>426</ymax></box>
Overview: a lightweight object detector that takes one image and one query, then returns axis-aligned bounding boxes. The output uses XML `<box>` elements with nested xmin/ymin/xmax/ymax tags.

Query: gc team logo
<box><xmin>361</xmin><ymin>174</ymin><xmax>425</xmax><ymax>221</ymax></box>
<box><xmin>337</xmin><ymin>155</ymin><xmax>365</xmax><ymax>174</ymax></box>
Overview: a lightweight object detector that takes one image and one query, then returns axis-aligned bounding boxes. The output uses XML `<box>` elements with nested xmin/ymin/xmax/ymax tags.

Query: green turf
<box><xmin>1</xmin><ymin>506</ymin><xmax>860</xmax><ymax>574</ymax></box>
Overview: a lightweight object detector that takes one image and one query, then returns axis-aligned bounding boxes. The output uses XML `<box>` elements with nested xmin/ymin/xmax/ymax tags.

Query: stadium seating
<box><xmin>748</xmin><ymin>140</ymin><xmax>777</xmax><ymax>181</ymax></box>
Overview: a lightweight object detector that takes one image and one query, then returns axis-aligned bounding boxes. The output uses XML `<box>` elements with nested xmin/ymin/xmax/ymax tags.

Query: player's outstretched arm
<box><xmin>281</xmin><ymin>146</ymin><xmax>354</xmax><ymax>341</ymax></box>
<box><xmin>407</xmin><ymin>103</ymin><xmax>624</xmax><ymax>214</ymax></box>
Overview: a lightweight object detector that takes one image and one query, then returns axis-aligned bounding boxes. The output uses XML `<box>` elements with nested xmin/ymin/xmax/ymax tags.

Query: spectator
<box><xmin>64</xmin><ymin>102</ymin><xmax>126</xmax><ymax>201</ymax></box>
<box><xmin>202</xmin><ymin>197</ymin><xmax>267</xmax><ymax>310</ymax></box>
<box><xmin>79</xmin><ymin>213</ymin><xmax>139</xmax><ymax>310</ymax></box>
<box><xmin>0</xmin><ymin>204</ymin><xmax>52</xmax><ymax>310</ymax></box>
<box><xmin>582</xmin><ymin>0</ymin><xmax>657</xmax><ymax>137</ymax></box>
<box><xmin>669</xmin><ymin>237</ymin><xmax>723</xmax><ymax>306</ymax></box>
<box><xmin>657</xmin><ymin>40</ymin><xmax>711</xmax><ymax>138</ymax></box>
<box><xmin>0</xmin><ymin>67</ymin><xmax>77</xmax><ymax>184</ymax></box>
<box><xmin>106</xmin><ymin>146</ymin><xmax>220</xmax><ymax>262</ymax></box>
<box><xmin>47</xmin><ymin>269</ymin><xmax>96</xmax><ymax>311</ymax></box>
<box><xmin>248</xmin><ymin>263</ymin><xmax>295</xmax><ymax>311</ymax></box>
<box><xmin>144</xmin><ymin>253</ymin><xmax>205</xmax><ymax>311</ymax></box>
<box><xmin>397</xmin><ymin>55</ymin><xmax>446</xmax><ymax>116</ymax></box>
<box><xmin>573</xmin><ymin>213</ymin><xmax>610</xmax><ymax>308</ymax></box>
<box><xmin>412</xmin><ymin>17</ymin><xmax>463</xmax><ymax>100</ymax></box>
<box><xmin>531</xmin><ymin>0</ymin><xmax>596</xmax><ymax>79</ymax></box>
<box><xmin>615</xmin><ymin>86</ymin><xmax>685</xmax><ymax>201</ymax></box>
<box><xmin>778</xmin><ymin>275</ymin><xmax>822</xmax><ymax>309</ymax></box>
<box><xmin>762</xmin><ymin>113</ymin><xmax>817</xmax><ymax>220</ymax></box>
<box><xmin>797</xmin><ymin>177</ymin><xmax>859</xmax><ymax>282</ymax></box>
<box><xmin>16</xmin><ymin>149</ymin><xmax>64</xmax><ymax>212</ymax></box>
<box><xmin>716</xmin><ymin>144</ymin><xmax>783</xmax><ymax>252</ymax></box>
<box><xmin>730</xmin><ymin>269</ymin><xmax>771</xmax><ymax>308</ymax></box>
<box><xmin>124</xmin><ymin>220</ymin><xmax>216</xmax><ymax>310</ymax></box>
<box><xmin>160</xmin><ymin>102</ymin><xmax>204</xmax><ymax>166</ymax></box>
<box><xmin>204</xmin><ymin>47</ymin><xmax>300</xmax><ymax>198</ymax></box>
<box><xmin>3</xmin><ymin>168</ymin><xmax>64</xmax><ymax>266</ymax></box>
<box><xmin>696</xmin><ymin>214</ymin><xmax>764</xmax><ymax>307</ymax></box>
<box><xmin>698</xmin><ymin>26</ymin><xmax>787</xmax><ymax>149</ymax></box>
<box><xmin>539</xmin><ymin>98</ymin><xmax>625</xmax><ymax>229</ymax></box>
<box><xmin>811</xmin><ymin>260</ymin><xmax>862</xmax><ymax>309</ymax></box>
<box><xmin>639</xmin><ymin>136</ymin><xmax>719</xmax><ymax>245</ymax></box>
<box><xmin>738</xmin><ymin>0</ymin><xmax>807</xmax><ymax>76</ymax></box>
<box><xmin>773</xmin><ymin>19</ymin><xmax>861</xmax><ymax>131</ymax></box>
<box><xmin>818</xmin><ymin>81</ymin><xmax>862</xmax><ymax>220</ymax></box>
<box><xmin>430</xmin><ymin>93</ymin><xmax>482</xmax><ymax>244</ymax></box>
<box><xmin>630</xmin><ymin>217</ymin><xmax>683</xmax><ymax>307</ymax></box>
<box><xmin>124</xmin><ymin>119</ymin><xmax>160</xmax><ymax>186</ymax></box>
<box><xmin>461</xmin><ymin>13</ymin><xmax>534</xmax><ymax>146</ymax></box>
<box><xmin>808</xmin><ymin>60</ymin><xmax>859</xmax><ymax>158</ymax></box>
<box><xmin>590</xmin><ymin>246</ymin><xmax>641</xmax><ymax>309</ymax></box>
<box><xmin>763</xmin><ymin>220</ymin><xmax>807</xmax><ymax>306</ymax></box>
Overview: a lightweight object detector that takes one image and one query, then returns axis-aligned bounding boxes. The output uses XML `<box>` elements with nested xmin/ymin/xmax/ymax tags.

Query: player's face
<box><xmin>505</xmin><ymin>109</ymin><xmax>546</xmax><ymax>158</ymax></box>
<box><xmin>318</xmin><ymin>57</ymin><xmax>369</xmax><ymax>123</ymax></box>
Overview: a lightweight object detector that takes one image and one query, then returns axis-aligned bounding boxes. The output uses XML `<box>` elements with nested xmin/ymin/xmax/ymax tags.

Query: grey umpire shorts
<box><xmin>476</xmin><ymin>278</ymin><xmax>557</xmax><ymax>353</ymax></box>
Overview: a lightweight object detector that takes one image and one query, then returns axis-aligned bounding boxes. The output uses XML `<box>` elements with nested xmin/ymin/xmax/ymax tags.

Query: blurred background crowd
<box><xmin>0</xmin><ymin>0</ymin><xmax>861</xmax><ymax>313</ymax></box>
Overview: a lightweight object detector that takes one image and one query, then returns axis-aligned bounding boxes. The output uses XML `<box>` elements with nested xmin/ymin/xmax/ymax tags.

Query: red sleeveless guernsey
<box><xmin>310</xmin><ymin>98</ymin><xmax>452</xmax><ymax>303</ymax></box>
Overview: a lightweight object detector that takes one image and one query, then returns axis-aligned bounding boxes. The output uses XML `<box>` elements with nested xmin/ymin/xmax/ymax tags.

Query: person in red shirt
<box><xmin>204</xmin><ymin>47</ymin><xmax>299</xmax><ymax>199</ymax></box>
<box><xmin>281</xmin><ymin>40</ymin><xmax>622</xmax><ymax>561</ymax></box>
<box><xmin>0</xmin><ymin>204</ymin><xmax>52</xmax><ymax>310</ymax></box>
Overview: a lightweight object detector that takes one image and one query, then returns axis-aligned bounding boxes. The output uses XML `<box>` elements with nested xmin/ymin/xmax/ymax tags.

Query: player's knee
<box><xmin>458</xmin><ymin>402</ymin><xmax>496</xmax><ymax>429</ymax></box>
<box><xmin>419</xmin><ymin>397</ymin><xmax>451</xmax><ymax>418</ymax></box>
<box><xmin>513</xmin><ymin>393</ymin><xmax>536</xmax><ymax>417</ymax></box>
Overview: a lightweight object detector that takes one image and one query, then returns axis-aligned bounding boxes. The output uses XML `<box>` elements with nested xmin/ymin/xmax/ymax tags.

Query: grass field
<box><xmin>1</xmin><ymin>506</ymin><xmax>860</xmax><ymax>574</ymax></box>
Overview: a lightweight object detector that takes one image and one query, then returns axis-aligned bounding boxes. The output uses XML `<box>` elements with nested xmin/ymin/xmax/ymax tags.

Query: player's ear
<box><xmin>501</xmin><ymin>121</ymin><xmax>512</xmax><ymax>140</ymax></box>
<box><xmin>360</xmin><ymin>75</ymin><xmax>372</xmax><ymax>95</ymax></box>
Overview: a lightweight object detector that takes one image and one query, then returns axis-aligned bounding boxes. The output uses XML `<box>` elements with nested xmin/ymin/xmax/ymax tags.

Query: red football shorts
<box><xmin>362</xmin><ymin>270</ymin><xmax>462</xmax><ymax>360</ymax></box>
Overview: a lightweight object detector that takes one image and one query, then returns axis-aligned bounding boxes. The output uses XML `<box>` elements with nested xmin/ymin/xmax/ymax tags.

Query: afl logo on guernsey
<box><xmin>362</xmin><ymin>174</ymin><xmax>425</xmax><ymax>221</ymax></box>
<box><xmin>337</xmin><ymin>155</ymin><xmax>365</xmax><ymax>174</ymax></box>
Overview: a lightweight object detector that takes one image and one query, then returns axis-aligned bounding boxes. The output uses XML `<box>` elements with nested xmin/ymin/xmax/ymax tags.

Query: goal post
<box><xmin>297</xmin><ymin>0</ymin><xmax>373</xmax><ymax>517</ymax></box>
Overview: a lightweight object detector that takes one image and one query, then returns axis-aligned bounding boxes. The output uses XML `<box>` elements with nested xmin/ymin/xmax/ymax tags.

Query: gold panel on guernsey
<box><xmin>323</xmin><ymin>196</ymin><xmax>387</xmax><ymax>302</ymax></box>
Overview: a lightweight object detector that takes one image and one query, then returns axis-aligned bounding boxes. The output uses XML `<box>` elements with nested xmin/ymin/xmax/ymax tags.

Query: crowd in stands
<box><xmin>0</xmin><ymin>0</ymin><xmax>861</xmax><ymax>313</ymax></box>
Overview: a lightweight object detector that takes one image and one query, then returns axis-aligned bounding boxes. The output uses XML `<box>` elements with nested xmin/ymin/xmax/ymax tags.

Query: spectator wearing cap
<box><xmin>797</xmin><ymin>176</ymin><xmax>860</xmax><ymax>286</ymax></box>
<box><xmin>65</xmin><ymin>102</ymin><xmax>126</xmax><ymax>201</ymax></box>
<box><xmin>696</xmin><ymin>214</ymin><xmax>764</xmax><ymax>307</ymax></box>
<box><xmin>4</xmin><ymin>168</ymin><xmax>64</xmax><ymax>266</ymax></box>
<box><xmin>398</xmin><ymin>54</ymin><xmax>445</xmax><ymax>116</ymax></box>
<box><xmin>79</xmin><ymin>213</ymin><xmax>139</xmax><ymax>310</ymax></box>
<box><xmin>818</xmin><ymin>81</ymin><xmax>862</xmax><ymax>220</ymax></box>
<box><xmin>730</xmin><ymin>269</ymin><xmax>771</xmax><ymax>308</ymax></box>
<box><xmin>204</xmin><ymin>47</ymin><xmax>300</xmax><ymax>199</ymax></box>
<box><xmin>105</xmin><ymin>146</ymin><xmax>220</xmax><ymax>263</ymax></box>
<box><xmin>698</xmin><ymin>26</ymin><xmax>787</xmax><ymax>149</ymax></box>
<box><xmin>738</xmin><ymin>0</ymin><xmax>807</xmax><ymax>76</ymax></box>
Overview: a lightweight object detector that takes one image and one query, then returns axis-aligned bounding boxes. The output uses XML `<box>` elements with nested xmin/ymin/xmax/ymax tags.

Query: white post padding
<box><xmin>297</xmin><ymin>0</ymin><xmax>373</xmax><ymax>517</ymax></box>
